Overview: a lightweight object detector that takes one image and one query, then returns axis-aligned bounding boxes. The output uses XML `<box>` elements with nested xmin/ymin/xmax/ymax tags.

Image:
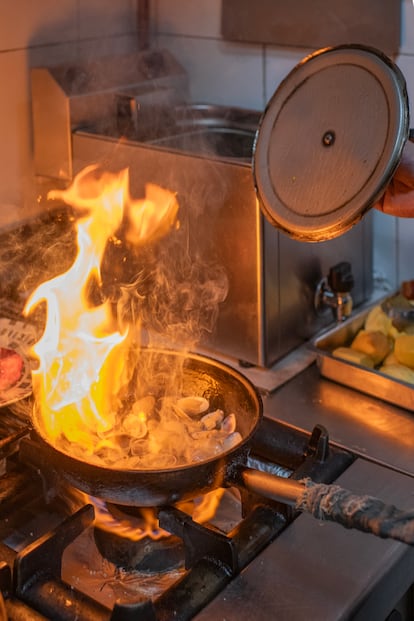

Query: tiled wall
<box><xmin>0</xmin><ymin>0</ymin><xmax>138</xmax><ymax>228</ymax></box>
<box><xmin>0</xmin><ymin>0</ymin><xmax>413</xmax><ymax>290</ymax></box>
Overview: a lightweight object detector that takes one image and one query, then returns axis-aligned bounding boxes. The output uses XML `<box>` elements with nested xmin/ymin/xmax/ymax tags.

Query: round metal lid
<box><xmin>253</xmin><ymin>45</ymin><xmax>410</xmax><ymax>242</ymax></box>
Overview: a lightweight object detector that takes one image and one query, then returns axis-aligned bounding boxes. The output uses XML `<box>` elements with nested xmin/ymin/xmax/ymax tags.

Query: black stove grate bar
<box><xmin>0</xmin><ymin>467</ymin><xmax>43</xmax><ymax>522</ymax></box>
<box><xmin>159</xmin><ymin>506</ymin><xmax>239</xmax><ymax>573</ymax></box>
<box><xmin>108</xmin><ymin>504</ymin><xmax>288</xmax><ymax>621</ymax></box>
<box><xmin>3</xmin><ymin>597</ymin><xmax>49</xmax><ymax>620</ymax></box>
<box><xmin>12</xmin><ymin>505</ymin><xmax>113</xmax><ymax>621</ymax></box>
<box><xmin>227</xmin><ymin>503</ymin><xmax>287</xmax><ymax>568</ymax></box>
<box><xmin>252</xmin><ymin>420</ymin><xmax>354</xmax><ymax>484</ymax></box>
<box><xmin>0</xmin><ymin>546</ymin><xmax>14</xmax><ymax>575</ymax></box>
<box><xmin>0</xmin><ymin>562</ymin><xmax>11</xmax><ymax>600</ymax></box>
<box><xmin>0</xmin><ymin>428</ymin><xmax>29</xmax><ymax>461</ymax></box>
<box><xmin>111</xmin><ymin>599</ymin><xmax>157</xmax><ymax>621</ymax></box>
<box><xmin>15</xmin><ymin>504</ymin><xmax>95</xmax><ymax>588</ymax></box>
<box><xmin>154</xmin><ymin>557</ymin><xmax>234</xmax><ymax>621</ymax></box>
<box><xmin>17</xmin><ymin>576</ymin><xmax>111</xmax><ymax>621</ymax></box>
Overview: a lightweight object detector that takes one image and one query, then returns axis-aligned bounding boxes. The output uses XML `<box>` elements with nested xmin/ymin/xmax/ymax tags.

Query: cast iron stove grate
<box><xmin>0</xmin><ymin>416</ymin><xmax>353</xmax><ymax>621</ymax></box>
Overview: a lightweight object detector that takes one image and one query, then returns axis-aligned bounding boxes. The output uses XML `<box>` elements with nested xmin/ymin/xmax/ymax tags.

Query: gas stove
<box><xmin>0</xmin><ymin>408</ymin><xmax>352</xmax><ymax>621</ymax></box>
<box><xmin>0</xmin><ymin>197</ymin><xmax>412</xmax><ymax>621</ymax></box>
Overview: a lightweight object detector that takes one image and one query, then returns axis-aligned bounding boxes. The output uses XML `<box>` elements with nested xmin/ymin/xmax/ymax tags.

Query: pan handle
<box><xmin>240</xmin><ymin>467</ymin><xmax>414</xmax><ymax>545</ymax></box>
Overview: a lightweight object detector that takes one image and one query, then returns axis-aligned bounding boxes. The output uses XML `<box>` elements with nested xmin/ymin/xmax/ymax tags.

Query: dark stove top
<box><xmin>0</xmin><ymin>411</ymin><xmax>352</xmax><ymax>621</ymax></box>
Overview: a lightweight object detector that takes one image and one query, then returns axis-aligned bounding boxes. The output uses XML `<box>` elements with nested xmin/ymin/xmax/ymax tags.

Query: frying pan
<box><xmin>23</xmin><ymin>349</ymin><xmax>414</xmax><ymax>544</ymax></box>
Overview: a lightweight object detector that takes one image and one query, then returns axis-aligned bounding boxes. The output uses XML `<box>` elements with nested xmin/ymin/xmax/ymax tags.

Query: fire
<box><xmin>24</xmin><ymin>164</ymin><xmax>237</xmax><ymax>540</ymax></box>
<box><xmin>90</xmin><ymin>487</ymin><xmax>226</xmax><ymax>541</ymax></box>
<box><xmin>24</xmin><ymin>165</ymin><xmax>179</xmax><ymax>453</ymax></box>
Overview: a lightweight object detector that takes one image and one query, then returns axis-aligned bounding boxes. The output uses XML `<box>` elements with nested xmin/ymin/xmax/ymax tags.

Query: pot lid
<box><xmin>253</xmin><ymin>44</ymin><xmax>410</xmax><ymax>242</ymax></box>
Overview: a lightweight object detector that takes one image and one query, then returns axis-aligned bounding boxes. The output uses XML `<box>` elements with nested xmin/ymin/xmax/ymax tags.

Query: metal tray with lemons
<box><xmin>311</xmin><ymin>285</ymin><xmax>414</xmax><ymax>411</ymax></box>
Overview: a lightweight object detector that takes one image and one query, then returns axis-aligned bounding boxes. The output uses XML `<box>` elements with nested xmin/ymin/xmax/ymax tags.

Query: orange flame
<box><xmin>91</xmin><ymin>488</ymin><xmax>226</xmax><ymax>541</ymax></box>
<box><xmin>24</xmin><ymin>165</ymin><xmax>179</xmax><ymax>454</ymax></box>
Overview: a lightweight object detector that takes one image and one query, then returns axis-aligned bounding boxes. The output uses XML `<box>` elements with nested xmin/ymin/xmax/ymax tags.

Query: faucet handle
<box><xmin>315</xmin><ymin>262</ymin><xmax>354</xmax><ymax>322</ymax></box>
<box><xmin>328</xmin><ymin>261</ymin><xmax>354</xmax><ymax>293</ymax></box>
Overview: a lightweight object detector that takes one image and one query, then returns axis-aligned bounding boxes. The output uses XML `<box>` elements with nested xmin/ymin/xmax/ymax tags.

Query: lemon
<box><xmin>332</xmin><ymin>347</ymin><xmax>375</xmax><ymax>368</ymax></box>
<box><xmin>364</xmin><ymin>306</ymin><xmax>393</xmax><ymax>336</ymax></box>
<box><xmin>379</xmin><ymin>363</ymin><xmax>414</xmax><ymax>384</ymax></box>
<box><xmin>394</xmin><ymin>334</ymin><xmax>414</xmax><ymax>368</ymax></box>
<box><xmin>351</xmin><ymin>330</ymin><xmax>392</xmax><ymax>365</ymax></box>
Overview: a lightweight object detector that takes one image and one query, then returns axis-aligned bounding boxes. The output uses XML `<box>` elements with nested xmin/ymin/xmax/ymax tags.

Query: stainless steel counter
<box><xmin>196</xmin><ymin>458</ymin><xmax>414</xmax><ymax>621</ymax></box>
<box><xmin>263</xmin><ymin>362</ymin><xmax>414</xmax><ymax>478</ymax></box>
<box><xmin>195</xmin><ymin>361</ymin><xmax>414</xmax><ymax>621</ymax></box>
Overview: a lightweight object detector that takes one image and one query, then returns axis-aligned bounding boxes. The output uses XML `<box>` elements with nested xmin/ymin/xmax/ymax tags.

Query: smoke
<box><xmin>115</xmin><ymin>227</ymin><xmax>229</xmax><ymax>351</ymax></box>
<box><xmin>0</xmin><ymin>208</ymin><xmax>76</xmax><ymax>315</ymax></box>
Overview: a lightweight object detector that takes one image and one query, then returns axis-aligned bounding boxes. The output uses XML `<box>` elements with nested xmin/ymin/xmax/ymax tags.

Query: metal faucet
<box><xmin>314</xmin><ymin>262</ymin><xmax>354</xmax><ymax>322</ymax></box>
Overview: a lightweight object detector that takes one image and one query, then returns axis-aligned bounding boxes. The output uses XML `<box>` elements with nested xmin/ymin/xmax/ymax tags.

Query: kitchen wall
<box><xmin>0</xmin><ymin>0</ymin><xmax>413</xmax><ymax>291</ymax></box>
<box><xmin>0</xmin><ymin>0</ymin><xmax>139</xmax><ymax>228</ymax></box>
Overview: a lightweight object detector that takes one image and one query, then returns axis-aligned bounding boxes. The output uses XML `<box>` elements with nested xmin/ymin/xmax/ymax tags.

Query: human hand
<box><xmin>375</xmin><ymin>139</ymin><xmax>414</xmax><ymax>217</ymax></box>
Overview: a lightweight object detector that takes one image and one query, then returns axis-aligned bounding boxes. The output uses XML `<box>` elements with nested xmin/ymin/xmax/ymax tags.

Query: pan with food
<box><xmin>20</xmin><ymin>348</ymin><xmax>414</xmax><ymax>545</ymax></box>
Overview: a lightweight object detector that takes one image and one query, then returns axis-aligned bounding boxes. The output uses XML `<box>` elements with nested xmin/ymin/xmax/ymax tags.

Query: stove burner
<box><xmin>6</xmin><ymin>417</ymin><xmax>355</xmax><ymax>620</ymax></box>
<box><xmin>94</xmin><ymin>504</ymin><xmax>184</xmax><ymax>572</ymax></box>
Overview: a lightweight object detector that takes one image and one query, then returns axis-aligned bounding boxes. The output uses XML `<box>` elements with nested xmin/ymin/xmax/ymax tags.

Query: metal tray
<box><xmin>310</xmin><ymin>300</ymin><xmax>414</xmax><ymax>411</ymax></box>
<box><xmin>147</xmin><ymin>104</ymin><xmax>259</xmax><ymax>160</ymax></box>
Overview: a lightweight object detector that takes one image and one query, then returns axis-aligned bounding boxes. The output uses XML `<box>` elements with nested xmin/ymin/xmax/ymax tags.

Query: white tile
<box><xmin>400</xmin><ymin>0</ymin><xmax>414</xmax><ymax>54</ymax></box>
<box><xmin>30</xmin><ymin>35</ymin><xmax>140</xmax><ymax>71</ymax></box>
<box><xmin>264</xmin><ymin>47</ymin><xmax>308</xmax><ymax>103</ymax></box>
<box><xmin>0</xmin><ymin>0</ymin><xmax>77</xmax><ymax>50</ymax></box>
<box><xmin>0</xmin><ymin>50</ymin><xmax>39</xmax><ymax>226</ymax></box>
<box><xmin>372</xmin><ymin>210</ymin><xmax>398</xmax><ymax>289</ymax></box>
<box><xmin>396</xmin><ymin>54</ymin><xmax>414</xmax><ymax>113</ymax></box>
<box><xmin>155</xmin><ymin>0</ymin><xmax>222</xmax><ymax>38</ymax></box>
<box><xmin>29</xmin><ymin>41</ymin><xmax>81</xmax><ymax>69</ymax></box>
<box><xmin>78</xmin><ymin>0</ymin><xmax>138</xmax><ymax>39</ymax></box>
<box><xmin>0</xmin><ymin>1</ymin><xmax>180</xmax><ymax>231</ymax></box>
<box><xmin>156</xmin><ymin>35</ymin><xmax>264</xmax><ymax>110</ymax></box>
<box><xmin>396</xmin><ymin>216</ymin><xmax>414</xmax><ymax>281</ymax></box>
<box><xmin>75</xmin><ymin>34</ymin><xmax>140</xmax><ymax>64</ymax></box>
